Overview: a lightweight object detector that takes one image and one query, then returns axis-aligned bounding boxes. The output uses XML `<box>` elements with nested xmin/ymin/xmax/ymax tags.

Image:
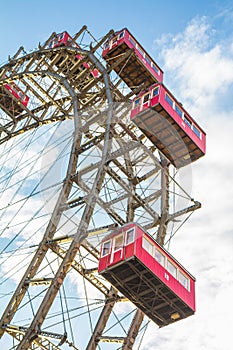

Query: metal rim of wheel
<box><xmin>0</xmin><ymin>27</ymin><xmax>200</xmax><ymax>350</ymax></box>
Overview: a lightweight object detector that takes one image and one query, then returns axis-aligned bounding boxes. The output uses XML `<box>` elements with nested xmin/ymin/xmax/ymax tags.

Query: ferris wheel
<box><xmin>0</xmin><ymin>25</ymin><xmax>205</xmax><ymax>350</ymax></box>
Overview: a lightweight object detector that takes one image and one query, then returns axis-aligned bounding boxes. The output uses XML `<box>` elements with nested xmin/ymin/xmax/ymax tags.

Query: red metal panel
<box><xmin>98</xmin><ymin>223</ymin><xmax>196</xmax><ymax>326</ymax></box>
<box><xmin>134</xmin><ymin>228</ymin><xmax>195</xmax><ymax>311</ymax></box>
<box><xmin>102</xmin><ymin>28</ymin><xmax>163</xmax><ymax>83</ymax></box>
<box><xmin>99</xmin><ymin>223</ymin><xmax>137</xmax><ymax>271</ymax></box>
<box><xmin>123</xmin><ymin>31</ymin><xmax>163</xmax><ymax>83</ymax></box>
<box><xmin>131</xmin><ymin>83</ymin><xmax>206</xmax><ymax>155</ymax></box>
<box><xmin>102</xmin><ymin>29</ymin><xmax>126</xmax><ymax>57</ymax></box>
<box><xmin>110</xmin><ymin>249</ymin><xmax>123</xmax><ymax>266</ymax></box>
<box><xmin>131</xmin><ymin>90</ymin><xmax>160</xmax><ymax>119</ymax></box>
<box><xmin>47</xmin><ymin>31</ymin><xmax>99</xmax><ymax>79</ymax></box>
<box><xmin>3</xmin><ymin>82</ymin><xmax>29</xmax><ymax>107</ymax></box>
<box><xmin>124</xmin><ymin>243</ymin><xmax>135</xmax><ymax>258</ymax></box>
<box><xmin>99</xmin><ymin>223</ymin><xmax>195</xmax><ymax>310</ymax></box>
<box><xmin>98</xmin><ymin>248</ymin><xmax>109</xmax><ymax>272</ymax></box>
<box><xmin>1</xmin><ymin>79</ymin><xmax>30</xmax><ymax>117</ymax></box>
<box><xmin>159</xmin><ymin>84</ymin><xmax>206</xmax><ymax>155</ymax></box>
<box><xmin>130</xmin><ymin>83</ymin><xmax>206</xmax><ymax>167</ymax></box>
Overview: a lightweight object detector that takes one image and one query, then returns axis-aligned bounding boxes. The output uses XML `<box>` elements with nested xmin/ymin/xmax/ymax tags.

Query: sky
<box><xmin>1</xmin><ymin>1</ymin><xmax>233</xmax><ymax>349</ymax></box>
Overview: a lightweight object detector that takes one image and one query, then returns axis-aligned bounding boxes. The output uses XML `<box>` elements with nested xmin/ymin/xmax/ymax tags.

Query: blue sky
<box><xmin>1</xmin><ymin>0</ymin><xmax>232</xmax><ymax>64</ymax></box>
<box><xmin>1</xmin><ymin>1</ymin><xmax>233</xmax><ymax>350</ymax></box>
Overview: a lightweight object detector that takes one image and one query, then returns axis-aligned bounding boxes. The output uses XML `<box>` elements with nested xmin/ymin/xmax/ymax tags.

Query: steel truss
<box><xmin>0</xmin><ymin>26</ymin><xmax>200</xmax><ymax>349</ymax></box>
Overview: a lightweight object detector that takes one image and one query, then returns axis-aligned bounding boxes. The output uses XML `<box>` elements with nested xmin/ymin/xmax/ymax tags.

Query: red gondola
<box><xmin>0</xmin><ymin>78</ymin><xmax>29</xmax><ymax>115</ymax></box>
<box><xmin>98</xmin><ymin>223</ymin><xmax>195</xmax><ymax>328</ymax></box>
<box><xmin>102</xmin><ymin>28</ymin><xmax>163</xmax><ymax>90</ymax></box>
<box><xmin>47</xmin><ymin>31</ymin><xmax>79</xmax><ymax>49</ymax></box>
<box><xmin>130</xmin><ymin>83</ymin><xmax>206</xmax><ymax>168</ymax></box>
<box><xmin>47</xmin><ymin>31</ymin><xmax>99</xmax><ymax>78</ymax></box>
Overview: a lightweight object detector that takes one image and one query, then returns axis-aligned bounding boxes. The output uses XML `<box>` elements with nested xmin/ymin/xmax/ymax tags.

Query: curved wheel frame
<box><xmin>0</xmin><ymin>27</ymin><xmax>201</xmax><ymax>350</ymax></box>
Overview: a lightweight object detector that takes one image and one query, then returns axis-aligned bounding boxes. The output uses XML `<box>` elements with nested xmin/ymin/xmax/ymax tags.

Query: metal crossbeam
<box><xmin>0</xmin><ymin>25</ymin><xmax>202</xmax><ymax>350</ymax></box>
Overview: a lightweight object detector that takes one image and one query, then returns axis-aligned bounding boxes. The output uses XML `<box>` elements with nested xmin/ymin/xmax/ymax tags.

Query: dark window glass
<box><xmin>165</xmin><ymin>93</ymin><xmax>173</xmax><ymax>107</ymax></box>
<box><xmin>119</xmin><ymin>31</ymin><xmax>125</xmax><ymax>39</ymax></box>
<box><xmin>113</xmin><ymin>234</ymin><xmax>123</xmax><ymax>251</ymax></box>
<box><xmin>142</xmin><ymin>236</ymin><xmax>154</xmax><ymax>255</ymax></box>
<box><xmin>18</xmin><ymin>91</ymin><xmax>23</xmax><ymax>99</ymax></box>
<box><xmin>193</xmin><ymin>125</ymin><xmax>201</xmax><ymax>138</ymax></box>
<box><xmin>154</xmin><ymin>248</ymin><xmax>165</xmax><ymax>266</ymax></box>
<box><xmin>134</xmin><ymin>98</ymin><xmax>141</xmax><ymax>108</ymax></box>
<box><xmin>102</xmin><ymin>241</ymin><xmax>111</xmax><ymax>256</ymax></box>
<box><xmin>184</xmin><ymin>115</ymin><xmax>192</xmax><ymax>128</ymax></box>
<box><xmin>145</xmin><ymin>56</ymin><xmax>151</xmax><ymax>65</ymax></box>
<box><xmin>143</xmin><ymin>93</ymin><xmax>150</xmax><ymax>104</ymax></box>
<box><xmin>125</xmin><ymin>228</ymin><xmax>135</xmax><ymax>245</ymax></box>
<box><xmin>167</xmin><ymin>260</ymin><xmax>177</xmax><ymax>278</ymax></box>
<box><xmin>178</xmin><ymin>271</ymin><xmax>189</xmax><ymax>290</ymax></box>
<box><xmin>151</xmin><ymin>63</ymin><xmax>159</xmax><ymax>74</ymax></box>
<box><xmin>175</xmin><ymin>104</ymin><xmax>183</xmax><ymax>117</ymax></box>
<box><xmin>152</xmin><ymin>87</ymin><xmax>159</xmax><ymax>97</ymax></box>
<box><xmin>137</xmin><ymin>46</ymin><xmax>144</xmax><ymax>57</ymax></box>
<box><xmin>129</xmin><ymin>36</ymin><xmax>136</xmax><ymax>47</ymax></box>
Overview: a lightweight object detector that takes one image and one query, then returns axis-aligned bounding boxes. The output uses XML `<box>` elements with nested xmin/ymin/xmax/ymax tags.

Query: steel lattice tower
<box><xmin>0</xmin><ymin>26</ymin><xmax>201</xmax><ymax>350</ymax></box>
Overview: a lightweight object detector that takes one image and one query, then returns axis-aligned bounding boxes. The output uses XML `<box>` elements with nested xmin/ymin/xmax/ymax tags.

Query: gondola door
<box><xmin>110</xmin><ymin>232</ymin><xmax>124</xmax><ymax>265</ymax></box>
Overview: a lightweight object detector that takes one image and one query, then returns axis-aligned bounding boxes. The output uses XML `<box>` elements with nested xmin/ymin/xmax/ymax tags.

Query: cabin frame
<box><xmin>98</xmin><ymin>223</ymin><xmax>196</xmax><ymax>327</ymax></box>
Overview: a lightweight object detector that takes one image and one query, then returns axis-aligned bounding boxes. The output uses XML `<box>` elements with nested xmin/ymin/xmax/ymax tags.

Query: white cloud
<box><xmin>140</xmin><ymin>14</ymin><xmax>233</xmax><ymax>350</ymax></box>
<box><xmin>1</xmin><ymin>14</ymin><xmax>233</xmax><ymax>350</ymax></box>
<box><xmin>154</xmin><ymin>16</ymin><xmax>233</xmax><ymax>117</ymax></box>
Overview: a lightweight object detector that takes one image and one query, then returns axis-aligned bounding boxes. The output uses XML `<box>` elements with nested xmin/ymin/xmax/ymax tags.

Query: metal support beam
<box><xmin>156</xmin><ymin>159</ymin><xmax>170</xmax><ymax>245</ymax></box>
<box><xmin>86</xmin><ymin>287</ymin><xmax>118</xmax><ymax>350</ymax></box>
<box><xmin>0</xmin><ymin>72</ymin><xmax>80</xmax><ymax>341</ymax></box>
<box><xmin>122</xmin><ymin>310</ymin><xmax>144</xmax><ymax>350</ymax></box>
<box><xmin>14</xmin><ymin>47</ymin><xmax>114</xmax><ymax>350</ymax></box>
